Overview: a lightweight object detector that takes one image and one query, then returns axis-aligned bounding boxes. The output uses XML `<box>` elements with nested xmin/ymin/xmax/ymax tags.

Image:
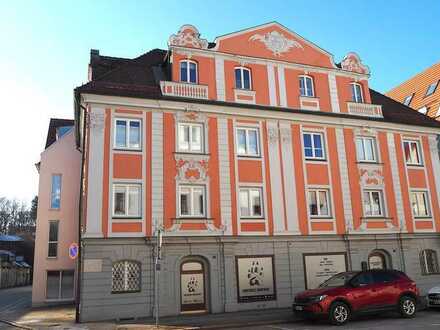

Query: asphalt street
<box><xmin>0</xmin><ymin>286</ymin><xmax>32</xmax><ymax>329</ymax></box>
<box><xmin>228</xmin><ymin>310</ymin><xmax>440</xmax><ymax>330</ymax></box>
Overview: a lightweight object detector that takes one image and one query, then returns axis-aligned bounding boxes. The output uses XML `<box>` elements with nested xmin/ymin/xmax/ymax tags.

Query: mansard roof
<box><xmin>75</xmin><ymin>47</ymin><xmax>440</xmax><ymax>129</ymax></box>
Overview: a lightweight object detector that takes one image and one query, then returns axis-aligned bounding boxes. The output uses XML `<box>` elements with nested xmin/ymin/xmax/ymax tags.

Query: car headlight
<box><xmin>309</xmin><ymin>295</ymin><xmax>327</xmax><ymax>303</ymax></box>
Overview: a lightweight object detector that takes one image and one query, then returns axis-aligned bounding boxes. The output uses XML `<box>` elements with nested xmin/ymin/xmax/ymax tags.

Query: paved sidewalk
<box><xmin>3</xmin><ymin>307</ymin><xmax>295</xmax><ymax>329</ymax></box>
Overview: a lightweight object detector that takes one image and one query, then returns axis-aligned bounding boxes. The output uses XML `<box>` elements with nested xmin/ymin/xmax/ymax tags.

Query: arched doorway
<box><xmin>368</xmin><ymin>250</ymin><xmax>391</xmax><ymax>270</ymax></box>
<box><xmin>180</xmin><ymin>259</ymin><xmax>208</xmax><ymax>313</ymax></box>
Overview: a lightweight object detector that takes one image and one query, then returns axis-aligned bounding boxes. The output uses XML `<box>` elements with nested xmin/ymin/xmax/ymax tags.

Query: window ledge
<box><xmin>112</xmin><ymin>216</ymin><xmax>142</xmax><ymax>220</ymax></box>
<box><xmin>304</xmin><ymin>158</ymin><xmax>327</xmax><ymax>162</ymax></box>
<box><xmin>414</xmin><ymin>216</ymin><xmax>433</xmax><ymax>220</ymax></box>
<box><xmin>174</xmin><ymin>152</ymin><xmax>210</xmax><ymax>156</ymax></box>
<box><xmin>239</xmin><ymin>217</ymin><xmax>265</xmax><ymax>220</ymax></box>
<box><xmin>113</xmin><ymin>148</ymin><xmax>142</xmax><ymax>152</ymax></box>
<box><xmin>356</xmin><ymin>161</ymin><xmax>383</xmax><ymax>165</ymax></box>
<box><xmin>361</xmin><ymin>217</ymin><xmax>393</xmax><ymax>221</ymax></box>
<box><xmin>406</xmin><ymin>164</ymin><xmax>424</xmax><ymax>168</ymax></box>
<box><xmin>237</xmin><ymin>155</ymin><xmax>262</xmax><ymax>159</ymax></box>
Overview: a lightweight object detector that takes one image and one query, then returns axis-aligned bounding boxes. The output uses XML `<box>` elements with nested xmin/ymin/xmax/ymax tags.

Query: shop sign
<box><xmin>236</xmin><ymin>255</ymin><xmax>276</xmax><ymax>303</ymax></box>
<box><xmin>303</xmin><ymin>253</ymin><xmax>347</xmax><ymax>289</ymax></box>
<box><xmin>181</xmin><ymin>273</ymin><xmax>204</xmax><ymax>305</ymax></box>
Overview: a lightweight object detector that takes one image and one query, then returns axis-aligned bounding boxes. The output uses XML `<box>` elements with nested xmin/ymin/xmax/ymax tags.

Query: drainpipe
<box><xmin>75</xmin><ymin>100</ymin><xmax>87</xmax><ymax>323</ymax></box>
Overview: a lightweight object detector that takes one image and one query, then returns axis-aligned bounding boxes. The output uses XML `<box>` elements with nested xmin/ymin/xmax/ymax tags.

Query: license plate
<box><xmin>295</xmin><ymin>306</ymin><xmax>303</xmax><ymax>311</ymax></box>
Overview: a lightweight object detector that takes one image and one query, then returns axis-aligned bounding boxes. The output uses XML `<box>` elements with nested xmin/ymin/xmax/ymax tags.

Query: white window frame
<box><xmin>411</xmin><ymin>190</ymin><xmax>431</xmax><ymax>218</ymax></box>
<box><xmin>307</xmin><ymin>188</ymin><xmax>331</xmax><ymax>218</ymax></box>
<box><xmin>356</xmin><ymin>136</ymin><xmax>378</xmax><ymax>163</ymax></box>
<box><xmin>303</xmin><ymin>132</ymin><xmax>326</xmax><ymax>160</ymax></box>
<box><xmin>47</xmin><ymin>220</ymin><xmax>59</xmax><ymax>258</ymax></box>
<box><xmin>113</xmin><ymin>118</ymin><xmax>142</xmax><ymax>150</ymax></box>
<box><xmin>50</xmin><ymin>174</ymin><xmax>62</xmax><ymax>209</ymax></box>
<box><xmin>234</xmin><ymin>67</ymin><xmax>252</xmax><ymax>90</ymax></box>
<box><xmin>236</xmin><ymin>127</ymin><xmax>260</xmax><ymax>157</ymax></box>
<box><xmin>179</xmin><ymin>59</ymin><xmax>198</xmax><ymax>84</ymax></box>
<box><xmin>403</xmin><ymin>140</ymin><xmax>423</xmax><ymax>166</ymax></box>
<box><xmin>177</xmin><ymin>122</ymin><xmax>204</xmax><ymax>153</ymax></box>
<box><xmin>239</xmin><ymin>187</ymin><xmax>264</xmax><ymax>218</ymax></box>
<box><xmin>112</xmin><ymin>183</ymin><xmax>142</xmax><ymax>218</ymax></box>
<box><xmin>363</xmin><ymin>189</ymin><xmax>385</xmax><ymax>218</ymax></box>
<box><xmin>421</xmin><ymin>249</ymin><xmax>440</xmax><ymax>275</ymax></box>
<box><xmin>351</xmin><ymin>82</ymin><xmax>364</xmax><ymax>103</ymax></box>
<box><xmin>299</xmin><ymin>75</ymin><xmax>315</xmax><ymax>97</ymax></box>
<box><xmin>178</xmin><ymin>185</ymin><xmax>206</xmax><ymax>218</ymax></box>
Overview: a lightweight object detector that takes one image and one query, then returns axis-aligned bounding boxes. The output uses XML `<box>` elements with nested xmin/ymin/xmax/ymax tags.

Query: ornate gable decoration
<box><xmin>176</xmin><ymin>155</ymin><xmax>209</xmax><ymax>183</ymax></box>
<box><xmin>249</xmin><ymin>30</ymin><xmax>304</xmax><ymax>56</ymax></box>
<box><xmin>169</xmin><ymin>25</ymin><xmax>208</xmax><ymax>49</ymax></box>
<box><xmin>340</xmin><ymin>52</ymin><xmax>370</xmax><ymax>74</ymax></box>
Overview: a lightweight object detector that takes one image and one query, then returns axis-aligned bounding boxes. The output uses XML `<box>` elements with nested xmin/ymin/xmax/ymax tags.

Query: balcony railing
<box><xmin>160</xmin><ymin>81</ymin><xmax>209</xmax><ymax>100</ymax></box>
<box><xmin>347</xmin><ymin>102</ymin><xmax>383</xmax><ymax>118</ymax></box>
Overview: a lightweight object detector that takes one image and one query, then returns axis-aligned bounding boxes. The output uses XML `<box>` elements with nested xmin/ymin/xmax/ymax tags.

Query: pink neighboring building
<box><xmin>32</xmin><ymin>119</ymin><xmax>81</xmax><ymax>306</ymax></box>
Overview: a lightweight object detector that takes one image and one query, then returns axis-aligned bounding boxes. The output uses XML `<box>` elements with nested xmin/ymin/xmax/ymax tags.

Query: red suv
<box><xmin>293</xmin><ymin>269</ymin><xmax>420</xmax><ymax>325</ymax></box>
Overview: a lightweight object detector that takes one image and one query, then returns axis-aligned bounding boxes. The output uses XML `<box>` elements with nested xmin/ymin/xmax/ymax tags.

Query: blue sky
<box><xmin>1</xmin><ymin>0</ymin><xmax>439</xmax><ymax>202</ymax></box>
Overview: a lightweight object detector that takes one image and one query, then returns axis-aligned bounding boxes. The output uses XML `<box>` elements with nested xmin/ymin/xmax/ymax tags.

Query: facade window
<box><xmin>178</xmin><ymin>122</ymin><xmax>203</xmax><ymax>153</ymax></box>
<box><xmin>236</xmin><ymin>127</ymin><xmax>260</xmax><ymax>157</ymax></box>
<box><xmin>239</xmin><ymin>187</ymin><xmax>263</xmax><ymax>218</ymax></box>
<box><xmin>307</xmin><ymin>189</ymin><xmax>330</xmax><ymax>217</ymax></box>
<box><xmin>179</xmin><ymin>185</ymin><xmax>206</xmax><ymax>217</ymax></box>
<box><xmin>363</xmin><ymin>190</ymin><xmax>385</xmax><ymax>217</ymax></box>
<box><xmin>48</xmin><ymin>221</ymin><xmax>59</xmax><ymax>258</ymax></box>
<box><xmin>350</xmin><ymin>83</ymin><xmax>364</xmax><ymax>103</ymax></box>
<box><xmin>425</xmin><ymin>81</ymin><xmax>438</xmax><ymax>97</ymax></box>
<box><xmin>356</xmin><ymin>136</ymin><xmax>377</xmax><ymax>162</ymax></box>
<box><xmin>180</xmin><ymin>60</ymin><xmax>197</xmax><ymax>84</ymax></box>
<box><xmin>403</xmin><ymin>94</ymin><xmax>414</xmax><ymax>106</ymax></box>
<box><xmin>299</xmin><ymin>75</ymin><xmax>314</xmax><ymax>97</ymax></box>
<box><xmin>303</xmin><ymin>132</ymin><xmax>325</xmax><ymax>160</ymax></box>
<box><xmin>50</xmin><ymin>174</ymin><xmax>61</xmax><ymax>209</ymax></box>
<box><xmin>403</xmin><ymin>140</ymin><xmax>423</xmax><ymax>165</ymax></box>
<box><xmin>115</xmin><ymin>119</ymin><xmax>141</xmax><ymax>150</ymax></box>
<box><xmin>46</xmin><ymin>270</ymin><xmax>74</xmax><ymax>300</ymax></box>
<box><xmin>420</xmin><ymin>250</ymin><xmax>440</xmax><ymax>275</ymax></box>
<box><xmin>411</xmin><ymin>191</ymin><xmax>430</xmax><ymax>218</ymax></box>
<box><xmin>113</xmin><ymin>184</ymin><xmax>141</xmax><ymax>217</ymax></box>
<box><xmin>235</xmin><ymin>67</ymin><xmax>251</xmax><ymax>90</ymax></box>
<box><xmin>112</xmin><ymin>260</ymin><xmax>141</xmax><ymax>293</ymax></box>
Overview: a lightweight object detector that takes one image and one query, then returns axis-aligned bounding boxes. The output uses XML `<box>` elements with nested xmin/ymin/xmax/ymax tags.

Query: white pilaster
<box><xmin>267</xmin><ymin>64</ymin><xmax>277</xmax><ymax>106</ymax></box>
<box><xmin>335</xmin><ymin>128</ymin><xmax>353</xmax><ymax>231</ymax></box>
<box><xmin>217</xmin><ymin>118</ymin><xmax>232</xmax><ymax>235</ymax></box>
<box><xmin>215</xmin><ymin>56</ymin><xmax>226</xmax><ymax>101</ymax></box>
<box><xmin>388</xmin><ymin>132</ymin><xmax>407</xmax><ymax>232</ymax></box>
<box><xmin>328</xmin><ymin>73</ymin><xmax>341</xmax><ymax>113</ymax></box>
<box><xmin>279</xmin><ymin>121</ymin><xmax>299</xmax><ymax>233</ymax></box>
<box><xmin>428</xmin><ymin>135</ymin><xmax>440</xmax><ymax>231</ymax></box>
<box><xmin>151</xmin><ymin>112</ymin><xmax>164</xmax><ymax>232</ymax></box>
<box><xmin>277</xmin><ymin>65</ymin><xmax>287</xmax><ymax>107</ymax></box>
<box><xmin>266</xmin><ymin>121</ymin><xmax>285</xmax><ymax>233</ymax></box>
<box><xmin>84</xmin><ymin>107</ymin><xmax>105</xmax><ymax>238</ymax></box>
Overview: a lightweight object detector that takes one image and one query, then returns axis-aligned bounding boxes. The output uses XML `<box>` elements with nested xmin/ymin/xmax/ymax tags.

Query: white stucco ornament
<box><xmin>169</xmin><ymin>24</ymin><xmax>208</xmax><ymax>49</ymax></box>
<box><xmin>340</xmin><ymin>52</ymin><xmax>370</xmax><ymax>74</ymax></box>
<box><xmin>249</xmin><ymin>31</ymin><xmax>303</xmax><ymax>56</ymax></box>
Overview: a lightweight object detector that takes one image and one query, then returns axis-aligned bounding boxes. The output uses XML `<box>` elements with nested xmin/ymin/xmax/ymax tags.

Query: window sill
<box><xmin>309</xmin><ymin>216</ymin><xmax>333</xmax><ymax>220</ymax></box>
<box><xmin>49</xmin><ymin>208</ymin><xmax>61</xmax><ymax>211</ymax></box>
<box><xmin>47</xmin><ymin>256</ymin><xmax>58</xmax><ymax>260</ymax></box>
<box><xmin>113</xmin><ymin>148</ymin><xmax>142</xmax><ymax>152</ymax></box>
<box><xmin>361</xmin><ymin>216</ymin><xmax>393</xmax><ymax>221</ymax></box>
<box><xmin>414</xmin><ymin>216</ymin><xmax>433</xmax><ymax>220</ymax></box>
<box><xmin>406</xmin><ymin>163</ymin><xmax>424</xmax><ymax>168</ymax></box>
<box><xmin>304</xmin><ymin>158</ymin><xmax>327</xmax><ymax>162</ymax></box>
<box><xmin>111</xmin><ymin>290</ymin><xmax>141</xmax><ymax>295</ymax></box>
<box><xmin>239</xmin><ymin>217</ymin><xmax>265</xmax><ymax>220</ymax></box>
<box><xmin>356</xmin><ymin>161</ymin><xmax>383</xmax><ymax>165</ymax></box>
<box><xmin>174</xmin><ymin>151</ymin><xmax>210</xmax><ymax>156</ymax></box>
<box><xmin>173</xmin><ymin>217</ymin><xmax>213</xmax><ymax>220</ymax></box>
<box><xmin>112</xmin><ymin>216</ymin><xmax>142</xmax><ymax>220</ymax></box>
<box><xmin>237</xmin><ymin>154</ymin><xmax>262</xmax><ymax>159</ymax></box>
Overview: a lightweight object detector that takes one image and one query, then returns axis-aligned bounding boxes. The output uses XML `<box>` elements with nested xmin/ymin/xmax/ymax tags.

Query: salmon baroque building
<box><xmin>33</xmin><ymin>22</ymin><xmax>440</xmax><ymax>321</ymax></box>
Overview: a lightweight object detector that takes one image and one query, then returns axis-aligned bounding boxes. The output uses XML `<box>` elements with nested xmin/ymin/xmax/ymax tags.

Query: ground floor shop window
<box><xmin>421</xmin><ymin>249</ymin><xmax>440</xmax><ymax>275</ymax></box>
<box><xmin>46</xmin><ymin>270</ymin><xmax>74</xmax><ymax>300</ymax></box>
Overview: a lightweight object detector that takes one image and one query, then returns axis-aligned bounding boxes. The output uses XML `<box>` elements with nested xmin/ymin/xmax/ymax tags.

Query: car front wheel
<box><xmin>329</xmin><ymin>301</ymin><xmax>350</xmax><ymax>325</ymax></box>
<box><xmin>400</xmin><ymin>296</ymin><xmax>417</xmax><ymax>318</ymax></box>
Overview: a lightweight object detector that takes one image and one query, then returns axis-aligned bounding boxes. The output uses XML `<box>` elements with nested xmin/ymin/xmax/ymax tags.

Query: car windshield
<box><xmin>319</xmin><ymin>272</ymin><xmax>358</xmax><ymax>288</ymax></box>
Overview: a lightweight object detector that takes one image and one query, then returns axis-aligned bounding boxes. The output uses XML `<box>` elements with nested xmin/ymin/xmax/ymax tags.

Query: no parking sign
<box><xmin>69</xmin><ymin>242</ymin><xmax>79</xmax><ymax>260</ymax></box>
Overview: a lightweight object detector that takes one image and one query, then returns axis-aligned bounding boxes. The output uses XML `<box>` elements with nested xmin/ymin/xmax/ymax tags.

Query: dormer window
<box><xmin>299</xmin><ymin>75</ymin><xmax>314</xmax><ymax>97</ymax></box>
<box><xmin>425</xmin><ymin>81</ymin><xmax>438</xmax><ymax>97</ymax></box>
<box><xmin>180</xmin><ymin>60</ymin><xmax>197</xmax><ymax>84</ymax></box>
<box><xmin>403</xmin><ymin>94</ymin><xmax>414</xmax><ymax>106</ymax></box>
<box><xmin>350</xmin><ymin>83</ymin><xmax>364</xmax><ymax>103</ymax></box>
<box><xmin>235</xmin><ymin>67</ymin><xmax>251</xmax><ymax>90</ymax></box>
